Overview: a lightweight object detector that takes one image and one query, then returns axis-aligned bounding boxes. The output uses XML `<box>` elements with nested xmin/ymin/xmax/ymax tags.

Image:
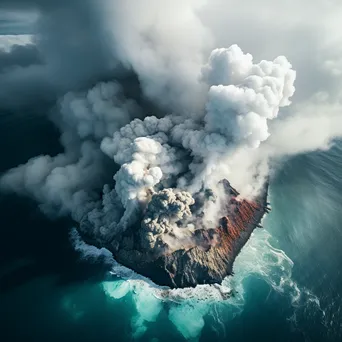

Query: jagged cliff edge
<box><xmin>78</xmin><ymin>179</ymin><xmax>269</xmax><ymax>289</ymax></box>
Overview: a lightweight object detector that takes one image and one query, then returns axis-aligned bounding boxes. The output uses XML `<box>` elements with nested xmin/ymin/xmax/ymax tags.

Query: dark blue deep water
<box><xmin>0</xmin><ymin>109</ymin><xmax>342</xmax><ymax>342</ymax></box>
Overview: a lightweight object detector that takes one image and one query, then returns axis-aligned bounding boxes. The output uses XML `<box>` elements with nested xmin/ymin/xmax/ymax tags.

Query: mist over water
<box><xmin>1</xmin><ymin>105</ymin><xmax>341</xmax><ymax>341</ymax></box>
<box><xmin>1</xmin><ymin>2</ymin><xmax>342</xmax><ymax>341</ymax></box>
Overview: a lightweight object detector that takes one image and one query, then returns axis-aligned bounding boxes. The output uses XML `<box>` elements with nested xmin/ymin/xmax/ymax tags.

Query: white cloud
<box><xmin>1</xmin><ymin>0</ymin><xmax>342</xmax><ymax>252</ymax></box>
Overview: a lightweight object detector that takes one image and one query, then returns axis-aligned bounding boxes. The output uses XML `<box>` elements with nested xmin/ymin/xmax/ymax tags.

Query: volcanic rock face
<box><xmin>83</xmin><ymin>180</ymin><xmax>269</xmax><ymax>289</ymax></box>
<box><xmin>160</xmin><ymin>191</ymin><xmax>268</xmax><ymax>288</ymax></box>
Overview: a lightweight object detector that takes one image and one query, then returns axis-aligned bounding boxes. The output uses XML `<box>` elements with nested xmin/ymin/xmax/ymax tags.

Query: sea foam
<box><xmin>70</xmin><ymin>216</ymin><xmax>320</xmax><ymax>340</ymax></box>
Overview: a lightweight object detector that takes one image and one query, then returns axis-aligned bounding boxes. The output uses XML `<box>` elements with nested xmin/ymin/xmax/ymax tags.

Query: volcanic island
<box><xmin>80</xmin><ymin>179</ymin><xmax>270</xmax><ymax>289</ymax></box>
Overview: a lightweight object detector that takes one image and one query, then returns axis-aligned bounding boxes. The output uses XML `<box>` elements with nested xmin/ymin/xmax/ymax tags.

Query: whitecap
<box><xmin>70</xmin><ymin>217</ymin><xmax>322</xmax><ymax>340</ymax></box>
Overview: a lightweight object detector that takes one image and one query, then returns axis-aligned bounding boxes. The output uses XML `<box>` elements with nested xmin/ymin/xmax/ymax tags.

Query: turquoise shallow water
<box><xmin>0</xmin><ymin>111</ymin><xmax>342</xmax><ymax>342</ymax></box>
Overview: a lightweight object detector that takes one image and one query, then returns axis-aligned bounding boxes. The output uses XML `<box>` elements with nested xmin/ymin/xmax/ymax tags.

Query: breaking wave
<box><xmin>71</xmin><ymin>210</ymin><xmax>322</xmax><ymax>340</ymax></box>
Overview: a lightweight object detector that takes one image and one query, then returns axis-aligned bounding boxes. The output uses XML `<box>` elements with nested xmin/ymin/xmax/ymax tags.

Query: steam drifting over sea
<box><xmin>1</xmin><ymin>0</ymin><xmax>342</xmax><ymax>340</ymax></box>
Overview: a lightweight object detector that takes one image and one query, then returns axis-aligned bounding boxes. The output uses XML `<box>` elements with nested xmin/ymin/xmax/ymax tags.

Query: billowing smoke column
<box><xmin>94</xmin><ymin>45</ymin><xmax>295</xmax><ymax>250</ymax></box>
<box><xmin>203</xmin><ymin>46</ymin><xmax>296</xmax><ymax>148</ymax></box>
<box><xmin>4</xmin><ymin>0</ymin><xmax>342</xmax><ymax>259</ymax></box>
<box><xmin>140</xmin><ymin>189</ymin><xmax>195</xmax><ymax>252</ymax></box>
<box><xmin>2</xmin><ymin>0</ymin><xmax>342</xmax><ymax>337</ymax></box>
<box><xmin>1</xmin><ymin>37</ymin><xmax>296</xmax><ymax>254</ymax></box>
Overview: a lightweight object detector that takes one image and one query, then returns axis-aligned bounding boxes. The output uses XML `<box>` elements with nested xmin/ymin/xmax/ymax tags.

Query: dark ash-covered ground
<box><xmin>79</xmin><ymin>180</ymin><xmax>269</xmax><ymax>288</ymax></box>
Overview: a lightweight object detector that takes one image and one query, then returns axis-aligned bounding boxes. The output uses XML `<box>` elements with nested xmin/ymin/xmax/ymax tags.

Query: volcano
<box><xmin>81</xmin><ymin>180</ymin><xmax>269</xmax><ymax>289</ymax></box>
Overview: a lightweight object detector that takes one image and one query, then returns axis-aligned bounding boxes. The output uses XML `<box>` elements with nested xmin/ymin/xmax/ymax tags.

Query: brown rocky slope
<box><xmin>80</xmin><ymin>180</ymin><xmax>269</xmax><ymax>288</ymax></box>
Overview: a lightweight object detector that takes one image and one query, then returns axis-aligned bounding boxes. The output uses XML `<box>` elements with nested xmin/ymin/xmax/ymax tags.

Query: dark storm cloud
<box><xmin>0</xmin><ymin>43</ymin><xmax>41</xmax><ymax>72</ymax></box>
<box><xmin>0</xmin><ymin>0</ymin><xmax>212</xmax><ymax>113</ymax></box>
<box><xmin>0</xmin><ymin>0</ymin><xmax>123</xmax><ymax>108</ymax></box>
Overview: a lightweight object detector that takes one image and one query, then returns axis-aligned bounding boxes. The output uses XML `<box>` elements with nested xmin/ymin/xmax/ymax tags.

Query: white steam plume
<box><xmin>1</xmin><ymin>0</ymin><xmax>342</xmax><ymax>254</ymax></box>
<box><xmin>203</xmin><ymin>45</ymin><xmax>296</xmax><ymax>148</ymax></box>
<box><xmin>0</xmin><ymin>80</ymin><xmax>142</xmax><ymax>221</ymax></box>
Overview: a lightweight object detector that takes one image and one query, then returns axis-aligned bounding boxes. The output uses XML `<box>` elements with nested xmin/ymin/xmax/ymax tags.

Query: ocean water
<box><xmin>1</xmin><ymin>110</ymin><xmax>342</xmax><ymax>342</ymax></box>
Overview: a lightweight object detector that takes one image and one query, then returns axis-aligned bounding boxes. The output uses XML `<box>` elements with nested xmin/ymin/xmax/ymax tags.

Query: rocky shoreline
<box><xmin>79</xmin><ymin>180</ymin><xmax>269</xmax><ymax>289</ymax></box>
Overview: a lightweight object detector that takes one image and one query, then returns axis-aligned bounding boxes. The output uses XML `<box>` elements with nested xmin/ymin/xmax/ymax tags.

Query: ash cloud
<box><xmin>1</xmin><ymin>0</ymin><xmax>342</xmax><ymax>255</ymax></box>
<box><xmin>141</xmin><ymin>188</ymin><xmax>195</xmax><ymax>253</ymax></box>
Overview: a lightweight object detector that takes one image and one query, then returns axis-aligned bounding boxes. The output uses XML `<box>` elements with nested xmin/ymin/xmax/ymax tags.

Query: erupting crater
<box><xmin>81</xmin><ymin>180</ymin><xmax>269</xmax><ymax>289</ymax></box>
